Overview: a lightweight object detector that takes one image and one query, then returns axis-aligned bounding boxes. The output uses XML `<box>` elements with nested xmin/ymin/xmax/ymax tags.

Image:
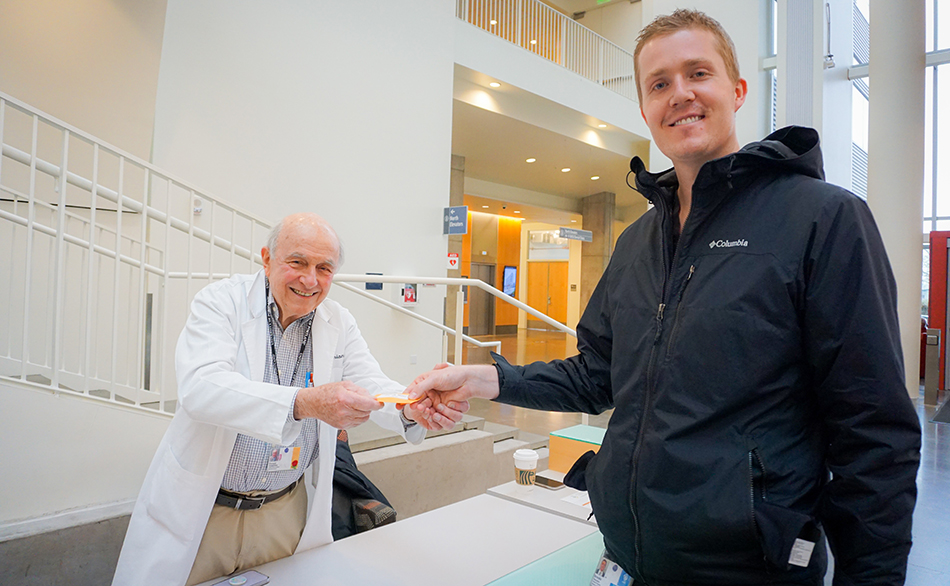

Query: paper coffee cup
<box><xmin>513</xmin><ymin>448</ymin><xmax>539</xmax><ymax>487</ymax></box>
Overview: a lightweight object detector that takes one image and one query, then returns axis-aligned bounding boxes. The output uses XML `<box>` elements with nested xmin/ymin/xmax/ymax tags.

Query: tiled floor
<box><xmin>464</xmin><ymin>329</ymin><xmax>950</xmax><ymax>585</ymax></box>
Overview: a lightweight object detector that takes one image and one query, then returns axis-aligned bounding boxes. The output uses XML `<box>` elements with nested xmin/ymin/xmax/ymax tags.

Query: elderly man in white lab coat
<box><xmin>112</xmin><ymin>213</ymin><xmax>454</xmax><ymax>586</ymax></box>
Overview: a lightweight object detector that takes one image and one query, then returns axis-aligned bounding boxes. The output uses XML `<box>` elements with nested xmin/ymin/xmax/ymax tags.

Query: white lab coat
<box><xmin>112</xmin><ymin>271</ymin><xmax>424</xmax><ymax>586</ymax></box>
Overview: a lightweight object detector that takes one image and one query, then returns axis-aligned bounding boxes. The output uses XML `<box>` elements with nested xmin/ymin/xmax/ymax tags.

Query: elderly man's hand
<box><xmin>401</xmin><ymin>394</ymin><xmax>469</xmax><ymax>431</ymax></box>
<box><xmin>403</xmin><ymin>363</ymin><xmax>498</xmax><ymax>430</ymax></box>
<box><xmin>293</xmin><ymin>381</ymin><xmax>382</xmax><ymax>428</ymax></box>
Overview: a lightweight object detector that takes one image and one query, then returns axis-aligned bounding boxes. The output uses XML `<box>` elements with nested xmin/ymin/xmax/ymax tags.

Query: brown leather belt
<box><xmin>215</xmin><ymin>478</ymin><xmax>299</xmax><ymax>511</ymax></box>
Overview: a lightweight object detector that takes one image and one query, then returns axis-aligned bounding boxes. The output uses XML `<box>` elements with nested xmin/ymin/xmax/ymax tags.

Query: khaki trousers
<box><xmin>185</xmin><ymin>479</ymin><xmax>308</xmax><ymax>586</ymax></box>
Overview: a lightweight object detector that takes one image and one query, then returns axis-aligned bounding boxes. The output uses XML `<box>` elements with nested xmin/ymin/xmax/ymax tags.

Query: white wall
<box><xmin>0</xmin><ymin>0</ymin><xmax>167</xmax><ymax>160</ymax></box>
<box><xmin>0</xmin><ymin>381</ymin><xmax>169</xmax><ymax>537</ymax></box>
<box><xmin>574</xmin><ymin>0</ymin><xmax>644</xmax><ymax>54</ymax></box>
<box><xmin>151</xmin><ymin>0</ymin><xmax>458</xmax><ymax>383</ymax></box>
<box><xmin>455</xmin><ymin>20</ymin><xmax>651</xmax><ymax>141</ymax></box>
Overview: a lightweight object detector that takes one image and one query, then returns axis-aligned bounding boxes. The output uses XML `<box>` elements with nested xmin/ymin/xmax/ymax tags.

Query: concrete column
<box><xmin>866</xmin><ymin>0</ymin><xmax>925</xmax><ymax>396</ymax></box>
<box><xmin>446</xmin><ymin>155</ymin><xmax>465</xmax><ymax>364</ymax></box>
<box><xmin>775</xmin><ymin>0</ymin><xmax>824</xmax><ymax>131</ymax></box>
<box><xmin>580</xmin><ymin>191</ymin><xmax>615</xmax><ymax>314</ymax></box>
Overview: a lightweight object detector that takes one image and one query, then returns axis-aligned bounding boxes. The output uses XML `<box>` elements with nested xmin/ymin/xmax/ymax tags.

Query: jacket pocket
<box><xmin>145</xmin><ymin>443</ymin><xmax>213</xmax><ymax>543</ymax></box>
<box><xmin>754</xmin><ymin>500</ymin><xmax>820</xmax><ymax>569</ymax></box>
<box><xmin>749</xmin><ymin>448</ymin><xmax>821</xmax><ymax>570</ymax></box>
<box><xmin>665</xmin><ymin>264</ymin><xmax>696</xmax><ymax>361</ymax></box>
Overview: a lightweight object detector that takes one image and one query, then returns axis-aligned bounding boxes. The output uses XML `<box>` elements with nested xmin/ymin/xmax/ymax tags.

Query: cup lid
<box><xmin>514</xmin><ymin>448</ymin><xmax>538</xmax><ymax>460</ymax></box>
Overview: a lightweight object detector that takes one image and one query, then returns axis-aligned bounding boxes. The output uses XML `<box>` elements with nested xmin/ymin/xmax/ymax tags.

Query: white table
<box><xmin>487</xmin><ymin>469</ymin><xmax>597</xmax><ymax>527</ymax></box>
<box><xmin>201</xmin><ymin>493</ymin><xmax>599</xmax><ymax>586</ymax></box>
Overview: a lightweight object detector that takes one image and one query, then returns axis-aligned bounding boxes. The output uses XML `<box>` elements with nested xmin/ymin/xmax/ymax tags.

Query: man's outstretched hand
<box><xmin>403</xmin><ymin>364</ymin><xmax>500</xmax><ymax>430</ymax></box>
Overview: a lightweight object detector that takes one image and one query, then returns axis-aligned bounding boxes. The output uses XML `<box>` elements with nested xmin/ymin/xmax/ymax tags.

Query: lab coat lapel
<box><xmin>309</xmin><ymin>303</ymin><xmax>339</xmax><ymax>385</ymax></box>
<box><xmin>242</xmin><ymin>271</ymin><xmax>268</xmax><ymax>383</ymax></box>
<box><xmin>295</xmin><ymin>303</ymin><xmax>340</xmax><ymax>553</ymax></box>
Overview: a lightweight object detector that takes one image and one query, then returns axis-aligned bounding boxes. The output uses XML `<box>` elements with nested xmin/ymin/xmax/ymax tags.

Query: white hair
<box><xmin>264</xmin><ymin>216</ymin><xmax>345</xmax><ymax>266</ymax></box>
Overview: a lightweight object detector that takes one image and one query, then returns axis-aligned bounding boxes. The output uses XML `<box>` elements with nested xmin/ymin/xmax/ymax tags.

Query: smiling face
<box><xmin>638</xmin><ymin>27</ymin><xmax>747</xmax><ymax>174</ymax></box>
<box><xmin>262</xmin><ymin>214</ymin><xmax>340</xmax><ymax>328</ymax></box>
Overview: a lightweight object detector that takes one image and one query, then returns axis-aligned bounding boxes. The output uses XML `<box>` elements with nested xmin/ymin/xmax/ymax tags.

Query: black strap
<box><xmin>264</xmin><ymin>278</ymin><xmax>315</xmax><ymax>387</ymax></box>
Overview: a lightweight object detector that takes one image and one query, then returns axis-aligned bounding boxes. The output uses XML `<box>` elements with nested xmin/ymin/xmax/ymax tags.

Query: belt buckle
<box><xmin>236</xmin><ymin>496</ymin><xmax>266</xmax><ymax>510</ymax></box>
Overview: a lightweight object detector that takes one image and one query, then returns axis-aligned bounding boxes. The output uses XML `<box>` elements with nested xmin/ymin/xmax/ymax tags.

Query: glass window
<box><xmin>853</xmin><ymin>0</ymin><xmax>870</xmax><ymax>65</ymax></box>
<box><xmin>923</xmin><ymin>248</ymin><xmax>931</xmax><ymax>315</ymax></box>
<box><xmin>851</xmin><ymin>82</ymin><xmax>869</xmax><ymax>153</ymax></box>
<box><xmin>527</xmin><ymin>230</ymin><xmax>570</xmax><ymax>261</ymax></box>
<box><xmin>938</xmin><ymin>64</ymin><xmax>950</xmax><ymax>217</ymax></box>
<box><xmin>939</xmin><ymin>0</ymin><xmax>950</xmax><ymax>51</ymax></box>
<box><xmin>924</xmin><ymin>66</ymin><xmax>934</xmax><ymax>224</ymax></box>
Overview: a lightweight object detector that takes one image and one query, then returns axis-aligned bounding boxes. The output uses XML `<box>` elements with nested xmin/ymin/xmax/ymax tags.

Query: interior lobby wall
<box><xmin>574</xmin><ymin>0</ymin><xmax>643</xmax><ymax>54</ymax></box>
<box><xmin>0</xmin><ymin>0</ymin><xmax>168</xmax><ymax>161</ymax></box>
<box><xmin>151</xmin><ymin>0</ymin><xmax>457</xmax><ymax>384</ymax></box>
<box><xmin>0</xmin><ymin>382</ymin><xmax>169</xmax><ymax>533</ymax></box>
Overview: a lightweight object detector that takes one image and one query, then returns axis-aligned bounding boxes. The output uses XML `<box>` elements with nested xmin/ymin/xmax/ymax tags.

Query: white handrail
<box><xmin>333</xmin><ymin>282</ymin><xmax>503</xmax><ymax>361</ymax></box>
<box><xmin>333</xmin><ymin>273</ymin><xmax>577</xmax><ymax>337</ymax></box>
<box><xmin>0</xmin><ymin>92</ymin><xmax>271</xmax><ymax>415</ymax></box>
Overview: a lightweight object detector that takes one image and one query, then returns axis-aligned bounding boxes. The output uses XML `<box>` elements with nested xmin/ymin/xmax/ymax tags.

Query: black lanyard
<box><xmin>264</xmin><ymin>278</ymin><xmax>315</xmax><ymax>387</ymax></box>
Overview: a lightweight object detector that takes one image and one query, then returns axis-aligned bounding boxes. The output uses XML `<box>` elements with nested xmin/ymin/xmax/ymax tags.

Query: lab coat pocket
<box><xmin>145</xmin><ymin>444</ymin><xmax>213</xmax><ymax>544</ymax></box>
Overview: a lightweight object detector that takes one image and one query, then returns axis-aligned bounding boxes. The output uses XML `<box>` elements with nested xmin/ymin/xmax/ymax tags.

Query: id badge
<box><xmin>267</xmin><ymin>446</ymin><xmax>301</xmax><ymax>472</ymax></box>
<box><xmin>590</xmin><ymin>550</ymin><xmax>631</xmax><ymax>586</ymax></box>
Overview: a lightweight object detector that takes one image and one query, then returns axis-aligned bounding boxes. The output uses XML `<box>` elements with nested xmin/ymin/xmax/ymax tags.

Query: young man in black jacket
<box><xmin>408</xmin><ymin>9</ymin><xmax>921</xmax><ymax>586</ymax></box>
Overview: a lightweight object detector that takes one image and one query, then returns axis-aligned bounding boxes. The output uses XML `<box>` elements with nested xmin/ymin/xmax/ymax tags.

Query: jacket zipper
<box><xmin>666</xmin><ymin>265</ymin><xmax>695</xmax><ymax>357</ymax></box>
<box><xmin>749</xmin><ymin>448</ymin><xmax>770</xmax><ymax>569</ymax></box>
<box><xmin>629</xmin><ymin>204</ymin><xmax>688</xmax><ymax>584</ymax></box>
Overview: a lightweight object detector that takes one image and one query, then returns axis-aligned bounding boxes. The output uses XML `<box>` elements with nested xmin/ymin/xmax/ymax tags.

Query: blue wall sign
<box><xmin>443</xmin><ymin>206</ymin><xmax>468</xmax><ymax>235</ymax></box>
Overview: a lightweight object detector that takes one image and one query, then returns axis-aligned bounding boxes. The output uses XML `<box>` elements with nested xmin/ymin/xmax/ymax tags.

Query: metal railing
<box><xmin>333</xmin><ymin>274</ymin><xmax>576</xmax><ymax>365</ymax></box>
<box><xmin>456</xmin><ymin>0</ymin><xmax>637</xmax><ymax>102</ymax></box>
<box><xmin>0</xmin><ymin>91</ymin><xmax>271</xmax><ymax>414</ymax></box>
<box><xmin>0</xmin><ymin>91</ymin><xmax>578</xmax><ymax>419</ymax></box>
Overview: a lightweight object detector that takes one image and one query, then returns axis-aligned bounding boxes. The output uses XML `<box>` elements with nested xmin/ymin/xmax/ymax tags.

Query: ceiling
<box><xmin>452</xmin><ymin>100</ymin><xmax>641</xmax><ymax>209</ymax></box>
<box><xmin>545</xmin><ymin>0</ymin><xmax>634</xmax><ymax>17</ymax></box>
<box><xmin>464</xmin><ymin>193</ymin><xmax>581</xmax><ymax>227</ymax></box>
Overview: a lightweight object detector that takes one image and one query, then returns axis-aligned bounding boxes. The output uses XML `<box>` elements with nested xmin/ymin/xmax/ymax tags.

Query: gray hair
<box><xmin>264</xmin><ymin>216</ymin><xmax>345</xmax><ymax>267</ymax></box>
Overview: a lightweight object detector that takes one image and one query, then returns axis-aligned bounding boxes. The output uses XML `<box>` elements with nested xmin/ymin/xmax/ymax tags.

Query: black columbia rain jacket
<box><xmin>495</xmin><ymin>126</ymin><xmax>921</xmax><ymax>586</ymax></box>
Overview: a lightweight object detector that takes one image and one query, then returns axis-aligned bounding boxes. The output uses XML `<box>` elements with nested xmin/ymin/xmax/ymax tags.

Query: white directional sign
<box><xmin>559</xmin><ymin>227</ymin><xmax>593</xmax><ymax>242</ymax></box>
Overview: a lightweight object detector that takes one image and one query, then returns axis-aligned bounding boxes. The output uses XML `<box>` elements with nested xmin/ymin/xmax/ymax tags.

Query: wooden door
<box><xmin>526</xmin><ymin>261</ymin><xmax>568</xmax><ymax>326</ymax></box>
<box><xmin>547</xmin><ymin>261</ymin><xmax>568</xmax><ymax>323</ymax></box>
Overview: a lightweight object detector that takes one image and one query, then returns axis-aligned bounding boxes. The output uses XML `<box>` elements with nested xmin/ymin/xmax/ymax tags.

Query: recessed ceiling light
<box><xmin>490</xmin><ymin>19</ymin><xmax>497</xmax><ymax>25</ymax></box>
<box><xmin>571</xmin><ymin>220</ymin><xmax>577</xmax><ymax>223</ymax></box>
<box><xmin>598</xmin><ymin>124</ymin><xmax>607</xmax><ymax>128</ymax></box>
<box><xmin>482</xmin><ymin>205</ymin><xmax>489</xmax><ymax>208</ymax></box>
<box><xmin>525</xmin><ymin>158</ymin><xmax>536</xmax><ymax>163</ymax></box>
<box><xmin>514</xmin><ymin>210</ymin><xmax>521</xmax><ymax>214</ymax></box>
<box><xmin>561</xmin><ymin>168</ymin><xmax>571</xmax><ymax>173</ymax></box>
<box><xmin>591</xmin><ymin>176</ymin><xmax>600</xmax><ymax>180</ymax></box>
<box><xmin>489</xmin><ymin>82</ymin><xmax>501</xmax><ymax>88</ymax></box>
<box><xmin>530</xmin><ymin>39</ymin><xmax>537</xmax><ymax>45</ymax></box>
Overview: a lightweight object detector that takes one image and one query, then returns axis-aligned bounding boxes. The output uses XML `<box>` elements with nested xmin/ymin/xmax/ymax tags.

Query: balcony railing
<box><xmin>456</xmin><ymin>0</ymin><xmax>637</xmax><ymax>102</ymax></box>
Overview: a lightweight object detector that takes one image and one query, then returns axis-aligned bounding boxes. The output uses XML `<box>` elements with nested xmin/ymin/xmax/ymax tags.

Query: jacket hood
<box><xmin>630</xmin><ymin>126</ymin><xmax>825</xmax><ymax>204</ymax></box>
